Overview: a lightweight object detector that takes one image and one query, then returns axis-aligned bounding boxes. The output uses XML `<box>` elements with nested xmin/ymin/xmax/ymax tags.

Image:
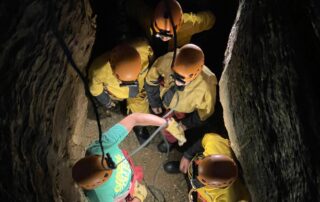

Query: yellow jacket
<box><xmin>126</xmin><ymin>0</ymin><xmax>215</xmax><ymax>50</ymax></box>
<box><xmin>89</xmin><ymin>39</ymin><xmax>153</xmax><ymax>99</ymax></box>
<box><xmin>167</xmin><ymin>11</ymin><xmax>215</xmax><ymax>50</ymax></box>
<box><xmin>195</xmin><ymin>133</ymin><xmax>250</xmax><ymax>202</ymax></box>
<box><xmin>145</xmin><ymin>51</ymin><xmax>217</xmax><ymax>122</ymax></box>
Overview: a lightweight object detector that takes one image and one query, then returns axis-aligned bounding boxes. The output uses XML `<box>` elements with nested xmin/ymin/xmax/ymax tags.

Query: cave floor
<box><xmin>75</xmin><ymin>103</ymin><xmax>189</xmax><ymax>202</ymax></box>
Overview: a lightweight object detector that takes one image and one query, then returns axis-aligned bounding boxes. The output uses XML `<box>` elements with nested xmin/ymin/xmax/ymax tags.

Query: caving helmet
<box><xmin>110</xmin><ymin>43</ymin><xmax>141</xmax><ymax>82</ymax></box>
<box><xmin>153</xmin><ymin>0</ymin><xmax>183</xmax><ymax>40</ymax></box>
<box><xmin>172</xmin><ymin>44</ymin><xmax>204</xmax><ymax>84</ymax></box>
<box><xmin>72</xmin><ymin>155</ymin><xmax>113</xmax><ymax>190</ymax></box>
<box><xmin>188</xmin><ymin>154</ymin><xmax>238</xmax><ymax>189</ymax></box>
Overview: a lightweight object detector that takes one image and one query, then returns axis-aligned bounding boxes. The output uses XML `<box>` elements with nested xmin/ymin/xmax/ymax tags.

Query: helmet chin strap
<box><xmin>105</xmin><ymin>153</ymin><xmax>116</xmax><ymax>169</ymax></box>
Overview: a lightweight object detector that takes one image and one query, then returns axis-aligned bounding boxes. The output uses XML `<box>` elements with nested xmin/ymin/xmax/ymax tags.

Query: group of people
<box><xmin>72</xmin><ymin>0</ymin><xmax>250</xmax><ymax>201</ymax></box>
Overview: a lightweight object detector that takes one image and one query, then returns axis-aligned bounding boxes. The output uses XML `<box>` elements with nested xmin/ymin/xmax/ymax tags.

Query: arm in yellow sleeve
<box><xmin>180</xmin><ymin>81</ymin><xmax>216</xmax><ymax>129</ymax></box>
<box><xmin>144</xmin><ymin>59</ymin><xmax>163</xmax><ymax>108</ymax></box>
<box><xmin>145</xmin><ymin>64</ymin><xmax>161</xmax><ymax>86</ymax></box>
<box><xmin>197</xmin><ymin>82</ymin><xmax>217</xmax><ymax>121</ymax></box>
<box><xmin>89</xmin><ymin>76</ymin><xmax>104</xmax><ymax>97</ymax></box>
<box><xmin>89</xmin><ymin>72</ymin><xmax>114</xmax><ymax>107</ymax></box>
<box><xmin>88</xmin><ymin>52</ymin><xmax>110</xmax><ymax>96</ymax></box>
<box><xmin>132</xmin><ymin>38</ymin><xmax>154</xmax><ymax>91</ymax></box>
<box><xmin>88</xmin><ymin>53</ymin><xmax>114</xmax><ymax>107</ymax></box>
<box><xmin>187</xmin><ymin>11</ymin><xmax>216</xmax><ymax>35</ymax></box>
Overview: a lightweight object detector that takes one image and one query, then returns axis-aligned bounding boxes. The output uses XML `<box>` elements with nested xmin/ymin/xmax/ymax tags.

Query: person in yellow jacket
<box><xmin>126</xmin><ymin>0</ymin><xmax>215</xmax><ymax>56</ymax></box>
<box><xmin>88</xmin><ymin>38</ymin><xmax>153</xmax><ymax>144</ymax></box>
<box><xmin>144</xmin><ymin>43</ymin><xmax>217</xmax><ymax>155</ymax></box>
<box><xmin>178</xmin><ymin>133</ymin><xmax>251</xmax><ymax>202</ymax></box>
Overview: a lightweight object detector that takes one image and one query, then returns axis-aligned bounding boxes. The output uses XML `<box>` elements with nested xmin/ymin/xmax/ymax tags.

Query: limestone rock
<box><xmin>0</xmin><ymin>0</ymin><xmax>95</xmax><ymax>201</ymax></box>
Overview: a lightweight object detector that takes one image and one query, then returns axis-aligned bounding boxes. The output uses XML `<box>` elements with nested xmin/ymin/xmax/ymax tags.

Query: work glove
<box><xmin>132</xmin><ymin>182</ymin><xmax>147</xmax><ymax>202</ymax></box>
<box><xmin>166</xmin><ymin>118</ymin><xmax>186</xmax><ymax>146</ymax></box>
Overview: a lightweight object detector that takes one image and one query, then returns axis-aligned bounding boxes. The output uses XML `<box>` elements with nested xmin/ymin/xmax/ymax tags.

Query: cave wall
<box><xmin>0</xmin><ymin>0</ymin><xmax>95</xmax><ymax>201</ymax></box>
<box><xmin>220</xmin><ymin>0</ymin><xmax>320</xmax><ymax>201</ymax></box>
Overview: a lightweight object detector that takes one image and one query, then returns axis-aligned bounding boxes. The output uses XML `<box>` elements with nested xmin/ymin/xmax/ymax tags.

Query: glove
<box><xmin>132</xmin><ymin>182</ymin><xmax>147</xmax><ymax>202</ymax></box>
<box><xmin>166</xmin><ymin>118</ymin><xmax>186</xmax><ymax>146</ymax></box>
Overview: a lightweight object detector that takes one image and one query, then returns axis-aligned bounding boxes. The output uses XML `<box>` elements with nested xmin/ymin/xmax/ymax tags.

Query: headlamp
<box><xmin>171</xmin><ymin>72</ymin><xmax>186</xmax><ymax>84</ymax></box>
<box><xmin>155</xmin><ymin>31</ymin><xmax>173</xmax><ymax>39</ymax></box>
<box><xmin>153</xmin><ymin>21</ymin><xmax>174</xmax><ymax>40</ymax></box>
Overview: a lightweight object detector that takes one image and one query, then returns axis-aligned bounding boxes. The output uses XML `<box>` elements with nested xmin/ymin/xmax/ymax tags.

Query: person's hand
<box><xmin>179</xmin><ymin>156</ymin><xmax>191</xmax><ymax>174</ymax></box>
<box><xmin>151</xmin><ymin>107</ymin><xmax>162</xmax><ymax>114</ymax></box>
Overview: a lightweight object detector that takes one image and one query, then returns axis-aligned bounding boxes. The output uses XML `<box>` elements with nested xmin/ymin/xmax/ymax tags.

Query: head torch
<box><xmin>153</xmin><ymin>21</ymin><xmax>174</xmax><ymax>39</ymax></box>
<box><xmin>155</xmin><ymin>30</ymin><xmax>173</xmax><ymax>39</ymax></box>
<box><xmin>171</xmin><ymin>72</ymin><xmax>186</xmax><ymax>84</ymax></box>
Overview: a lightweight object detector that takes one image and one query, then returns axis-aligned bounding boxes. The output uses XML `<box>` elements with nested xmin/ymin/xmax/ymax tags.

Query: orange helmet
<box><xmin>72</xmin><ymin>155</ymin><xmax>113</xmax><ymax>190</ymax></box>
<box><xmin>172</xmin><ymin>44</ymin><xmax>204</xmax><ymax>83</ymax></box>
<box><xmin>110</xmin><ymin>44</ymin><xmax>141</xmax><ymax>82</ymax></box>
<box><xmin>195</xmin><ymin>154</ymin><xmax>238</xmax><ymax>188</ymax></box>
<box><xmin>153</xmin><ymin>0</ymin><xmax>183</xmax><ymax>37</ymax></box>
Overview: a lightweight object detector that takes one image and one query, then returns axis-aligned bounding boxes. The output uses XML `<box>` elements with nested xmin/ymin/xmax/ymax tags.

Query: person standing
<box><xmin>88</xmin><ymin>39</ymin><xmax>153</xmax><ymax>144</ymax></box>
<box><xmin>144</xmin><ymin>43</ymin><xmax>217</xmax><ymax>164</ymax></box>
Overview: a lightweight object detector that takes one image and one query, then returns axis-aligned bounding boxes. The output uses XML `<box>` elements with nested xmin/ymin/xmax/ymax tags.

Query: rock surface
<box><xmin>220</xmin><ymin>0</ymin><xmax>320</xmax><ymax>201</ymax></box>
<box><xmin>0</xmin><ymin>0</ymin><xmax>95</xmax><ymax>201</ymax></box>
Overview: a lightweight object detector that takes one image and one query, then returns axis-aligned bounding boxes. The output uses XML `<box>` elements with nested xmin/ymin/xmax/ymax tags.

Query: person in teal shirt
<box><xmin>72</xmin><ymin>113</ymin><xmax>167</xmax><ymax>202</ymax></box>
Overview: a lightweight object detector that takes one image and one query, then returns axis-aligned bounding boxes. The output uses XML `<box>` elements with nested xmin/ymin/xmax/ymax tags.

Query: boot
<box><xmin>133</xmin><ymin>126</ymin><xmax>150</xmax><ymax>145</ymax></box>
<box><xmin>157</xmin><ymin>140</ymin><xmax>174</xmax><ymax>153</ymax></box>
<box><xmin>163</xmin><ymin>161</ymin><xmax>180</xmax><ymax>174</ymax></box>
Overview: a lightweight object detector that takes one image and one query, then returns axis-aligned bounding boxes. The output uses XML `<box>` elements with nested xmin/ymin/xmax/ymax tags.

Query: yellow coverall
<box><xmin>145</xmin><ymin>51</ymin><xmax>217</xmax><ymax>128</ymax></box>
<box><xmin>194</xmin><ymin>133</ymin><xmax>251</xmax><ymax>202</ymax></box>
<box><xmin>126</xmin><ymin>0</ymin><xmax>215</xmax><ymax>50</ymax></box>
<box><xmin>88</xmin><ymin>39</ymin><xmax>153</xmax><ymax>113</ymax></box>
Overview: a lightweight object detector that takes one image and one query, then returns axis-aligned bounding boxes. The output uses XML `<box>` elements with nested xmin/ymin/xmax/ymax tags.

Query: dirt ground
<box><xmin>80</xmin><ymin>104</ymin><xmax>189</xmax><ymax>202</ymax></box>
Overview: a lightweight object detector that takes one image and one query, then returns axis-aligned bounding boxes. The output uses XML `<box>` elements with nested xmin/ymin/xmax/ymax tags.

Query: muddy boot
<box><xmin>133</xmin><ymin>126</ymin><xmax>150</xmax><ymax>145</ymax></box>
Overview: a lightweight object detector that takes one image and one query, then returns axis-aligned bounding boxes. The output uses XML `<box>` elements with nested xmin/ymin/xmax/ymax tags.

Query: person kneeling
<box><xmin>178</xmin><ymin>133</ymin><xmax>251</xmax><ymax>201</ymax></box>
